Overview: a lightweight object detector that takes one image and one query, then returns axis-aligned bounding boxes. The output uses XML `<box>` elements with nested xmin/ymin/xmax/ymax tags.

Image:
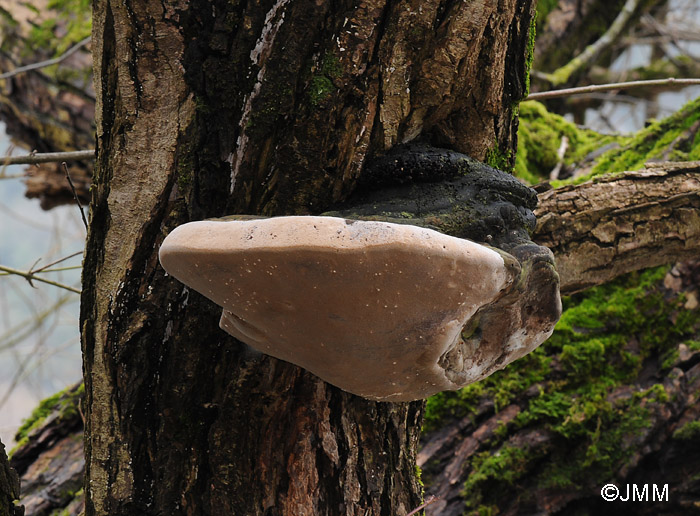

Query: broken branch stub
<box><xmin>159</xmin><ymin>151</ymin><xmax>562</xmax><ymax>401</ymax></box>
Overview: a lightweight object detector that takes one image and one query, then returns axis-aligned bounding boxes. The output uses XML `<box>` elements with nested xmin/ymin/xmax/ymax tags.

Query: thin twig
<box><xmin>550</xmin><ymin>136</ymin><xmax>569</xmax><ymax>181</ymax></box>
<box><xmin>407</xmin><ymin>496</ymin><xmax>439</xmax><ymax>516</ymax></box>
<box><xmin>31</xmin><ymin>251</ymin><xmax>83</xmax><ymax>273</ymax></box>
<box><xmin>62</xmin><ymin>162</ymin><xmax>89</xmax><ymax>230</ymax></box>
<box><xmin>0</xmin><ymin>36</ymin><xmax>91</xmax><ymax>80</ymax></box>
<box><xmin>525</xmin><ymin>77</ymin><xmax>700</xmax><ymax>101</ymax></box>
<box><xmin>0</xmin><ymin>296</ymin><xmax>74</xmax><ymax>352</ymax></box>
<box><xmin>0</xmin><ymin>264</ymin><xmax>81</xmax><ymax>294</ymax></box>
<box><xmin>31</xmin><ymin>265</ymin><xmax>82</xmax><ymax>273</ymax></box>
<box><xmin>0</xmin><ymin>149</ymin><xmax>94</xmax><ymax>165</ymax></box>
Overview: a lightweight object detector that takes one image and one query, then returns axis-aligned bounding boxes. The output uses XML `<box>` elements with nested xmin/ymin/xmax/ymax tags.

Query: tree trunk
<box><xmin>0</xmin><ymin>438</ymin><xmax>22</xmax><ymax>516</ymax></box>
<box><xmin>81</xmin><ymin>1</ymin><xmax>535</xmax><ymax>514</ymax></box>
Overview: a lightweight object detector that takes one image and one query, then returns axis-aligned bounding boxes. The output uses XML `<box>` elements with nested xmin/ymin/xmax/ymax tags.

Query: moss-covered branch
<box><xmin>535</xmin><ymin>162</ymin><xmax>700</xmax><ymax>293</ymax></box>
<box><xmin>537</xmin><ymin>0</ymin><xmax>655</xmax><ymax>86</ymax></box>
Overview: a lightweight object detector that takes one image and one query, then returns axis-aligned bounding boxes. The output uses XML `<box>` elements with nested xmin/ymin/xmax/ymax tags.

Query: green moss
<box><xmin>13</xmin><ymin>392</ymin><xmax>62</xmax><ymax>443</ymax></box>
<box><xmin>426</xmin><ymin>265</ymin><xmax>699</xmax><ymax>509</ymax></box>
<box><xmin>538</xmin><ymin>386</ymin><xmax>666</xmax><ymax>488</ymax></box>
<box><xmin>625</xmin><ymin>56</ymin><xmax>700</xmax><ymax>82</ymax></box>
<box><xmin>176</xmin><ymin>140</ymin><xmax>196</xmax><ymax>191</ymax></box>
<box><xmin>546</xmin><ymin>56</ymin><xmax>583</xmax><ymax>87</ymax></box>
<box><xmin>462</xmin><ymin>444</ymin><xmax>542</xmax><ymax>510</ymax></box>
<box><xmin>320</xmin><ymin>53</ymin><xmax>342</xmax><ymax>79</ymax></box>
<box><xmin>424</xmin><ymin>383</ymin><xmax>484</xmax><ymax>432</ymax></box>
<box><xmin>10</xmin><ymin>383</ymin><xmax>83</xmax><ymax>456</ymax></box>
<box><xmin>524</xmin><ymin>14</ymin><xmax>537</xmax><ymax>97</ymax></box>
<box><xmin>660</xmin><ymin>347</ymin><xmax>681</xmax><ymax>371</ymax></box>
<box><xmin>485</xmin><ymin>147</ymin><xmax>513</xmax><ymax>172</ymax></box>
<box><xmin>309</xmin><ymin>75</ymin><xmax>335</xmax><ymax>106</ymax></box>
<box><xmin>686</xmin><ymin>340</ymin><xmax>700</xmax><ymax>351</ymax></box>
<box><xmin>515</xmin><ymin>101</ymin><xmax>615</xmax><ymax>184</ymax></box>
<box><xmin>28</xmin><ymin>19</ymin><xmax>58</xmax><ymax>52</ymax></box>
<box><xmin>308</xmin><ymin>53</ymin><xmax>342</xmax><ymax>107</ymax></box>
<box><xmin>415</xmin><ymin>464</ymin><xmax>424</xmax><ymax>487</ymax></box>
<box><xmin>26</xmin><ymin>0</ymin><xmax>91</xmax><ymax>57</ymax></box>
<box><xmin>672</xmin><ymin>421</ymin><xmax>700</xmax><ymax>441</ymax></box>
<box><xmin>424</xmin><ymin>347</ymin><xmax>551</xmax><ymax>432</ymax></box>
<box><xmin>560</xmin><ymin>95</ymin><xmax>700</xmax><ymax>185</ymax></box>
<box><xmin>177</xmin><ymin>161</ymin><xmax>192</xmax><ymax>189</ymax></box>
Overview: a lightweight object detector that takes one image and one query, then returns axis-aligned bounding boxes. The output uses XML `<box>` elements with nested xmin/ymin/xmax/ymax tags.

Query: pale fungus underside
<box><xmin>159</xmin><ymin>215</ymin><xmax>561</xmax><ymax>401</ymax></box>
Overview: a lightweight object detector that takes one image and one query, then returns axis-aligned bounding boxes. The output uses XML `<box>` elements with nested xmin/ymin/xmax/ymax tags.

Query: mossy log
<box><xmin>536</xmin><ymin>162</ymin><xmax>700</xmax><ymax>293</ymax></box>
<box><xmin>8</xmin><ymin>384</ymin><xmax>84</xmax><ymax>516</ymax></box>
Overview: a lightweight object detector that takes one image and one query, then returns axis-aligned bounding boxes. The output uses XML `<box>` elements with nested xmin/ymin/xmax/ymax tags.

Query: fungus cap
<box><xmin>159</xmin><ymin>216</ymin><xmax>559</xmax><ymax>401</ymax></box>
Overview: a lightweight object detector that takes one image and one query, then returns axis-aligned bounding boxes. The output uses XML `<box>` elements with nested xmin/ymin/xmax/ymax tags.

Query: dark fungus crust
<box><xmin>333</xmin><ymin>143</ymin><xmax>538</xmax><ymax>254</ymax></box>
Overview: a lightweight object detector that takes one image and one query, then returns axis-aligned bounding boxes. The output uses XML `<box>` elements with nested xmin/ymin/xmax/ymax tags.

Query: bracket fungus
<box><xmin>160</xmin><ymin>147</ymin><xmax>562</xmax><ymax>401</ymax></box>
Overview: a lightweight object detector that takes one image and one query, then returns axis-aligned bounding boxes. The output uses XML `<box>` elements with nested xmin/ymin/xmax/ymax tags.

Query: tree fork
<box><xmin>83</xmin><ymin>0</ymin><xmax>536</xmax><ymax>514</ymax></box>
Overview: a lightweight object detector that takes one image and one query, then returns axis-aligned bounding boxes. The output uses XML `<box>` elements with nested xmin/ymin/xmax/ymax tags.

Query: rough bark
<box><xmin>0</xmin><ymin>439</ymin><xmax>23</xmax><ymax>516</ymax></box>
<box><xmin>535</xmin><ymin>162</ymin><xmax>700</xmax><ymax>293</ymax></box>
<box><xmin>82</xmin><ymin>1</ymin><xmax>535</xmax><ymax>515</ymax></box>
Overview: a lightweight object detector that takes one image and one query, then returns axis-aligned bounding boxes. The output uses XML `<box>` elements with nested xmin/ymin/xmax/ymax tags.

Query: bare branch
<box><xmin>407</xmin><ymin>496</ymin><xmax>439</xmax><ymax>516</ymax></box>
<box><xmin>0</xmin><ymin>264</ymin><xmax>81</xmax><ymax>294</ymax></box>
<box><xmin>0</xmin><ymin>150</ymin><xmax>95</xmax><ymax>165</ymax></box>
<box><xmin>31</xmin><ymin>251</ymin><xmax>83</xmax><ymax>274</ymax></box>
<box><xmin>535</xmin><ymin>0</ymin><xmax>651</xmax><ymax>86</ymax></box>
<box><xmin>549</xmin><ymin>136</ymin><xmax>569</xmax><ymax>181</ymax></box>
<box><xmin>526</xmin><ymin>78</ymin><xmax>700</xmax><ymax>102</ymax></box>
<box><xmin>534</xmin><ymin>162</ymin><xmax>700</xmax><ymax>294</ymax></box>
<box><xmin>0</xmin><ymin>36</ymin><xmax>91</xmax><ymax>80</ymax></box>
<box><xmin>62</xmin><ymin>162</ymin><xmax>89</xmax><ymax>230</ymax></box>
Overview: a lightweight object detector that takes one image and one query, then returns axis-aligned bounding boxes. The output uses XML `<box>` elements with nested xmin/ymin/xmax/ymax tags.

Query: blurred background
<box><xmin>0</xmin><ymin>128</ymin><xmax>83</xmax><ymax>445</ymax></box>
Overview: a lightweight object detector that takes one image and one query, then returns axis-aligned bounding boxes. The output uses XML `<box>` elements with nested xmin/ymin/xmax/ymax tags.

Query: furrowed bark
<box><xmin>0</xmin><ymin>439</ymin><xmax>22</xmax><ymax>516</ymax></box>
<box><xmin>83</xmin><ymin>0</ymin><xmax>536</xmax><ymax>515</ymax></box>
<box><xmin>535</xmin><ymin>162</ymin><xmax>700</xmax><ymax>294</ymax></box>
